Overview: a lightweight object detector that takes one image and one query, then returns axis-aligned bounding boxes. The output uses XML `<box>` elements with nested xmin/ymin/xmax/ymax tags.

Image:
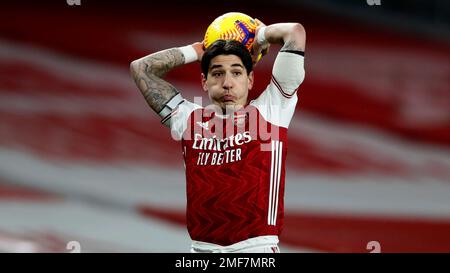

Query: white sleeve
<box><xmin>170</xmin><ymin>99</ymin><xmax>202</xmax><ymax>141</ymax></box>
<box><xmin>250</xmin><ymin>51</ymin><xmax>305</xmax><ymax>128</ymax></box>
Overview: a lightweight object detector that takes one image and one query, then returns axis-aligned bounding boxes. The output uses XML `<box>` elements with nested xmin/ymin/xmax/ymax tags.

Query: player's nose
<box><xmin>222</xmin><ymin>72</ymin><xmax>233</xmax><ymax>90</ymax></box>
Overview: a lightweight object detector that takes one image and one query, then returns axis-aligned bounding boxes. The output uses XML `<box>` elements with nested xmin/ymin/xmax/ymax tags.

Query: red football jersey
<box><xmin>170</xmin><ymin>51</ymin><xmax>304</xmax><ymax>247</ymax></box>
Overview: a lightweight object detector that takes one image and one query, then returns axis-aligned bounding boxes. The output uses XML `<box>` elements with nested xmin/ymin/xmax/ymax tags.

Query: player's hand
<box><xmin>251</xmin><ymin>18</ymin><xmax>270</xmax><ymax>65</ymax></box>
<box><xmin>192</xmin><ymin>41</ymin><xmax>205</xmax><ymax>62</ymax></box>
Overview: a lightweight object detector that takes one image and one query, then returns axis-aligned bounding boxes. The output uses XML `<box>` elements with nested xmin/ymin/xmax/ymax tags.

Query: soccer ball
<box><xmin>204</xmin><ymin>12</ymin><xmax>257</xmax><ymax>51</ymax></box>
<box><xmin>203</xmin><ymin>12</ymin><xmax>265</xmax><ymax>63</ymax></box>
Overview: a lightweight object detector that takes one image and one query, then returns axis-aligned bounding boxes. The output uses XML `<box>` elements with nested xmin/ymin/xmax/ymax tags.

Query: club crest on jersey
<box><xmin>196</xmin><ymin>121</ymin><xmax>209</xmax><ymax>131</ymax></box>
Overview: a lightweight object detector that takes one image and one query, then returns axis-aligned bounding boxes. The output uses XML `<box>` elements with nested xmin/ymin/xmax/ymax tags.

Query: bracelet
<box><xmin>178</xmin><ymin>45</ymin><xmax>198</xmax><ymax>64</ymax></box>
<box><xmin>256</xmin><ymin>26</ymin><xmax>268</xmax><ymax>46</ymax></box>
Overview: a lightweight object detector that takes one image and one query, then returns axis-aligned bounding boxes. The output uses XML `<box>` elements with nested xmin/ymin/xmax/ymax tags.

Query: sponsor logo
<box><xmin>192</xmin><ymin>132</ymin><xmax>252</xmax><ymax>151</ymax></box>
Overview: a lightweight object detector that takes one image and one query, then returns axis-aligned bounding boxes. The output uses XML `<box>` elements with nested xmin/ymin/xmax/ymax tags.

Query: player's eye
<box><xmin>212</xmin><ymin>72</ymin><xmax>223</xmax><ymax>77</ymax></box>
<box><xmin>232</xmin><ymin>71</ymin><xmax>242</xmax><ymax>76</ymax></box>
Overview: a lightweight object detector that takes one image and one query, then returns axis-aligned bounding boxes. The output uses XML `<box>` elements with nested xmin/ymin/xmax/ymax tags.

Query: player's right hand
<box><xmin>192</xmin><ymin>41</ymin><xmax>205</xmax><ymax>62</ymax></box>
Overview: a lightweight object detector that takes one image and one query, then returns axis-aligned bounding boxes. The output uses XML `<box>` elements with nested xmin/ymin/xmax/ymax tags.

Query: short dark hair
<box><xmin>201</xmin><ymin>40</ymin><xmax>253</xmax><ymax>78</ymax></box>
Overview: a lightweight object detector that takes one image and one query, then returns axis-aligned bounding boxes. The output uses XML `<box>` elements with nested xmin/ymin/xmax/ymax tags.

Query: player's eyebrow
<box><xmin>210</xmin><ymin>64</ymin><xmax>223</xmax><ymax>70</ymax></box>
<box><xmin>210</xmin><ymin>63</ymin><xmax>244</xmax><ymax>71</ymax></box>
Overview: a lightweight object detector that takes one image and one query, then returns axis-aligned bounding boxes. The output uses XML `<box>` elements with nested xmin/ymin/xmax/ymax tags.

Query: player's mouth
<box><xmin>221</xmin><ymin>94</ymin><xmax>236</xmax><ymax>103</ymax></box>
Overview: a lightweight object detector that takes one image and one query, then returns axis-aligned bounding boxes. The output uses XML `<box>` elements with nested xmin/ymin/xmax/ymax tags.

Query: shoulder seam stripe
<box><xmin>271</xmin><ymin>76</ymin><xmax>297</xmax><ymax>98</ymax></box>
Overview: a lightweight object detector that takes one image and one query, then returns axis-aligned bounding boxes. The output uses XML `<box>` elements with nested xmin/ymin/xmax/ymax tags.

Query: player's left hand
<box><xmin>251</xmin><ymin>18</ymin><xmax>270</xmax><ymax>65</ymax></box>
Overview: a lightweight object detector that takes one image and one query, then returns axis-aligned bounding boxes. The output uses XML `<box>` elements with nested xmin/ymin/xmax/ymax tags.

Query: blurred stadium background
<box><xmin>0</xmin><ymin>0</ymin><xmax>449</xmax><ymax>252</ymax></box>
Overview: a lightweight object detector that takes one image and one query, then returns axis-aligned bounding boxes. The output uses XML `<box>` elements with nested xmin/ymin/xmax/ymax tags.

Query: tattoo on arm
<box><xmin>281</xmin><ymin>40</ymin><xmax>302</xmax><ymax>52</ymax></box>
<box><xmin>131</xmin><ymin>48</ymin><xmax>185</xmax><ymax>113</ymax></box>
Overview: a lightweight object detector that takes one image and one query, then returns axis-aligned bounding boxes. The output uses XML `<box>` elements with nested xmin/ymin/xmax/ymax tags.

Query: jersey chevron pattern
<box><xmin>171</xmin><ymin>51</ymin><xmax>304</xmax><ymax>246</ymax></box>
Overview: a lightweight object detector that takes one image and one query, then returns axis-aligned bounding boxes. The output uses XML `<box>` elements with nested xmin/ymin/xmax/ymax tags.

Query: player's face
<box><xmin>202</xmin><ymin>54</ymin><xmax>254</xmax><ymax>113</ymax></box>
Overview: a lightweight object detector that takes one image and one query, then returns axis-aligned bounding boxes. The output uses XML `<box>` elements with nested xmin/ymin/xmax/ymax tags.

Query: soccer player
<box><xmin>130</xmin><ymin>20</ymin><xmax>306</xmax><ymax>253</ymax></box>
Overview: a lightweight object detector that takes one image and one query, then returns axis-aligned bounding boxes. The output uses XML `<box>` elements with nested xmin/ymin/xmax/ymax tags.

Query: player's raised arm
<box><xmin>265</xmin><ymin>22</ymin><xmax>305</xmax><ymax>51</ymax></box>
<box><xmin>130</xmin><ymin>42</ymin><xmax>204</xmax><ymax>126</ymax></box>
<box><xmin>253</xmin><ymin>21</ymin><xmax>306</xmax><ymax>101</ymax></box>
<box><xmin>249</xmin><ymin>21</ymin><xmax>306</xmax><ymax>129</ymax></box>
<box><xmin>252</xmin><ymin>21</ymin><xmax>306</xmax><ymax>63</ymax></box>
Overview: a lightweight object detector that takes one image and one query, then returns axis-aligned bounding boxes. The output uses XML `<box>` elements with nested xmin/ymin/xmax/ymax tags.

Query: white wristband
<box><xmin>256</xmin><ymin>26</ymin><xmax>268</xmax><ymax>46</ymax></box>
<box><xmin>178</xmin><ymin>45</ymin><xmax>198</xmax><ymax>64</ymax></box>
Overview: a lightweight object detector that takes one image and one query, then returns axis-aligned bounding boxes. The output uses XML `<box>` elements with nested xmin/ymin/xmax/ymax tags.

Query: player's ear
<box><xmin>201</xmin><ymin>73</ymin><xmax>208</xmax><ymax>92</ymax></box>
<box><xmin>247</xmin><ymin>71</ymin><xmax>254</xmax><ymax>91</ymax></box>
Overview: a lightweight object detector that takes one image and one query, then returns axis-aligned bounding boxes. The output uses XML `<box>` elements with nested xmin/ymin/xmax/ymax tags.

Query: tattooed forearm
<box><xmin>135</xmin><ymin>70</ymin><xmax>178</xmax><ymax>113</ymax></box>
<box><xmin>130</xmin><ymin>48</ymin><xmax>185</xmax><ymax>113</ymax></box>
<box><xmin>142</xmin><ymin>48</ymin><xmax>185</xmax><ymax>78</ymax></box>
